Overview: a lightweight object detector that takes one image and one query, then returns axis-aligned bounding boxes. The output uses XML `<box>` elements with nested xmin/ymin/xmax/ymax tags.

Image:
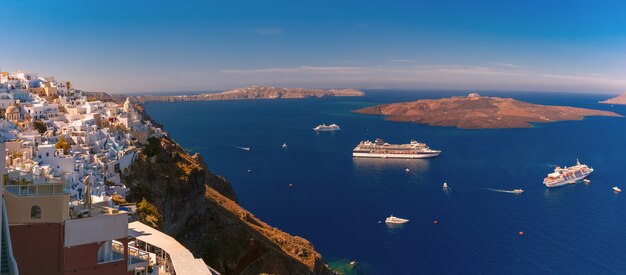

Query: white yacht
<box><xmin>385</xmin><ymin>215</ymin><xmax>409</xmax><ymax>224</ymax></box>
<box><xmin>613</xmin><ymin>187</ymin><xmax>621</xmax><ymax>193</ymax></box>
<box><xmin>513</xmin><ymin>189</ymin><xmax>524</xmax><ymax>194</ymax></box>
<box><xmin>282</xmin><ymin>143</ymin><xmax>288</xmax><ymax>148</ymax></box>
<box><xmin>443</xmin><ymin>182</ymin><xmax>448</xmax><ymax>189</ymax></box>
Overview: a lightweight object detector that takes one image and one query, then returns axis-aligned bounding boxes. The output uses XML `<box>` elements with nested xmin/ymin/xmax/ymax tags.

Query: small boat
<box><xmin>583</xmin><ymin>179</ymin><xmax>591</xmax><ymax>184</ymax></box>
<box><xmin>405</xmin><ymin>168</ymin><xmax>410</xmax><ymax>172</ymax></box>
<box><xmin>613</xmin><ymin>187</ymin><xmax>621</xmax><ymax>193</ymax></box>
<box><xmin>349</xmin><ymin>261</ymin><xmax>357</xmax><ymax>267</ymax></box>
<box><xmin>282</xmin><ymin>143</ymin><xmax>288</xmax><ymax>148</ymax></box>
<box><xmin>513</xmin><ymin>189</ymin><xmax>524</xmax><ymax>194</ymax></box>
<box><xmin>288</xmin><ymin>183</ymin><xmax>294</xmax><ymax>188</ymax></box>
<box><xmin>385</xmin><ymin>215</ymin><xmax>409</xmax><ymax>224</ymax></box>
<box><xmin>247</xmin><ymin>169</ymin><xmax>252</xmax><ymax>173</ymax></box>
<box><xmin>443</xmin><ymin>182</ymin><xmax>448</xmax><ymax>189</ymax></box>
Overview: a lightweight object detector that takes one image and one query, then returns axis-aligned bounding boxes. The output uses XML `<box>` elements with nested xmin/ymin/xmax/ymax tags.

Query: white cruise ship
<box><xmin>313</xmin><ymin>123</ymin><xmax>340</xmax><ymax>131</ymax></box>
<box><xmin>352</xmin><ymin>138</ymin><xmax>441</xmax><ymax>159</ymax></box>
<box><xmin>543</xmin><ymin>160</ymin><xmax>593</xmax><ymax>188</ymax></box>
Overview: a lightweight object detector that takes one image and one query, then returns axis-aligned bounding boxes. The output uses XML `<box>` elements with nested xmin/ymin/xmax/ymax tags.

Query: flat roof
<box><xmin>128</xmin><ymin>221</ymin><xmax>214</xmax><ymax>275</ymax></box>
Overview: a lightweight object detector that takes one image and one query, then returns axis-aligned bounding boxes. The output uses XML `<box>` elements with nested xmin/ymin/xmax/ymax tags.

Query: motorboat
<box><xmin>385</xmin><ymin>215</ymin><xmax>409</xmax><ymax>224</ymax></box>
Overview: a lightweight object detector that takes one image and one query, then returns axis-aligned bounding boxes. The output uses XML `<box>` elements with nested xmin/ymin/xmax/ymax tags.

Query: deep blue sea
<box><xmin>145</xmin><ymin>91</ymin><xmax>626</xmax><ymax>274</ymax></box>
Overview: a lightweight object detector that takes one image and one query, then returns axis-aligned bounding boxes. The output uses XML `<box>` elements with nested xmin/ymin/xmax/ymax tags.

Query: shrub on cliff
<box><xmin>143</xmin><ymin>137</ymin><xmax>161</xmax><ymax>157</ymax></box>
<box><xmin>137</xmin><ymin>198</ymin><xmax>162</xmax><ymax>228</ymax></box>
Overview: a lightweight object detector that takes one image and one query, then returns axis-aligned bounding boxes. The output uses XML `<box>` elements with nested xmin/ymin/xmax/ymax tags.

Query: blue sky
<box><xmin>1</xmin><ymin>0</ymin><xmax>626</xmax><ymax>94</ymax></box>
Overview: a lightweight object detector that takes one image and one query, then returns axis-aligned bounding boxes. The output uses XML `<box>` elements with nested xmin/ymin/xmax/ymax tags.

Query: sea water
<box><xmin>145</xmin><ymin>90</ymin><xmax>626</xmax><ymax>274</ymax></box>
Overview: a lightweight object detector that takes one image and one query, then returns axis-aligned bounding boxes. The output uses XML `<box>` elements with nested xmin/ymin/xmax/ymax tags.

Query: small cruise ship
<box><xmin>353</xmin><ymin>138</ymin><xmax>441</xmax><ymax>159</ymax></box>
<box><xmin>313</xmin><ymin>123</ymin><xmax>341</xmax><ymax>132</ymax></box>
<box><xmin>385</xmin><ymin>215</ymin><xmax>409</xmax><ymax>224</ymax></box>
<box><xmin>543</xmin><ymin>160</ymin><xmax>593</xmax><ymax>188</ymax></box>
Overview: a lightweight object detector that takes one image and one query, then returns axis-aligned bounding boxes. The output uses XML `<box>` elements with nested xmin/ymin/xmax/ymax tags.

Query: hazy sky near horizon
<box><xmin>1</xmin><ymin>0</ymin><xmax>626</xmax><ymax>94</ymax></box>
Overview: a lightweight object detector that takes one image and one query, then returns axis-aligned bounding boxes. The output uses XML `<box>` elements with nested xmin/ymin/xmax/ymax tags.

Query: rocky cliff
<box><xmin>354</xmin><ymin>94</ymin><xmax>621</xmax><ymax>129</ymax></box>
<box><xmin>132</xmin><ymin>86</ymin><xmax>364</xmax><ymax>103</ymax></box>
<box><xmin>125</xmin><ymin>137</ymin><xmax>333</xmax><ymax>275</ymax></box>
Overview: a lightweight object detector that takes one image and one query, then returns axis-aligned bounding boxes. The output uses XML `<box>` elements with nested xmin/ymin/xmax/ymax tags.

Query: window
<box><xmin>31</xmin><ymin>205</ymin><xmax>41</xmax><ymax>219</ymax></box>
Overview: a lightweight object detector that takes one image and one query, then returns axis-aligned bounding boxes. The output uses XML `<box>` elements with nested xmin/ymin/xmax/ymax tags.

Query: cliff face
<box><xmin>132</xmin><ymin>86</ymin><xmax>364</xmax><ymax>103</ymax></box>
<box><xmin>355</xmin><ymin>95</ymin><xmax>622</xmax><ymax>129</ymax></box>
<box><xmin>125</xmin><ymin>137</ymin><xmax>333</xmax><ymax>275</ymax></box>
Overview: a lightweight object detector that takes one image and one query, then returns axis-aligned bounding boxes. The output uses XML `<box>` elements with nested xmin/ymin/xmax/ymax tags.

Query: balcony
<box><xmin>4</xmin><ymin>170</ymin><xmax>69</xmax><ymax>196</ymax></box>
<box><xmin>5</xmin><ymin>183</ymin><xmax>69</xmax><ymax>196</ymax></box>
<box><xmin>112</xmin><ymin>240</ymin><xmax>150</xmax><ymax>271</ymax></box>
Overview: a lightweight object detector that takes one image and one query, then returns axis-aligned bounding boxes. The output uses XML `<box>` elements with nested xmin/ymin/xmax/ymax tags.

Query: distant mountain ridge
<box><xmin>131</xmin><ymin>85</ymin><xmax>364</xmax><ymax>103</ymax></box>
<box><xmin>600</xmin><ymin>92</ymin><xmax>626</xmax><ymax>105</ymax></box>
<box><xmin>355</xmin><ymin>94</ymin><xmax>622</xmax><ymax>129</ymax></box>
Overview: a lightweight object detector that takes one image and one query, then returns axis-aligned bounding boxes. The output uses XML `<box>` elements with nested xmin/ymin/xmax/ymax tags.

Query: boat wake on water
<box><xmin>234</xmin><ymin>145</ymin><xmax>251</xmax><ymax>151</ymax></box>
<box><xmin>485</xmin><ymin>188</ymin><xmax>524</xmax><ymax>194</ymax></box>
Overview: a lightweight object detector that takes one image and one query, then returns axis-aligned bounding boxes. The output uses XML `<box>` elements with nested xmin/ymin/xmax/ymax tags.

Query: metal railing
<box><xmin>128</xmin><ymin>245</ymin><xmax>150</xmax><ymax>264</ymax></box>
<box><xmin>112</xmin><ymin>240</ymin><xmax>150</xmax><ymax>270</ymax></box>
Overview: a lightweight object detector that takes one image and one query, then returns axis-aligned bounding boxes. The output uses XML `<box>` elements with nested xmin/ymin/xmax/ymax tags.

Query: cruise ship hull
<box><xmin>544</xmin><ymin>169</ymin><xmax>593</xmax><ymax>188</ymax></box>
<box><xmin>352</xmin><ymin>151</ymin><xmax>440</xmax><ymax>159</ymax></box>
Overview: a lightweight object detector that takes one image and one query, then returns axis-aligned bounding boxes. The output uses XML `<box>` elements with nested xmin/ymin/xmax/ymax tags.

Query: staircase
<box><xmin>1</xmin><ymin>230</ymin><xmax>9</xmax><ymax>275</ymax></box>
<box><xmin>1</xmin><ymin>201</ymin><xmax>18</xmax><ymax>275</ymax></box>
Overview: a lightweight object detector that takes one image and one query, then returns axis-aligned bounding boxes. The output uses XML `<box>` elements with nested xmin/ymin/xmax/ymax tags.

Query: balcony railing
<box><xmin>5</xmin><ymin>183</ymin><xmax>70</xmax><ymax>196</ymax></box>
<box><xmin>128</xmin><ymin>245</ymin><xmax>150</xmax><ymax>264</ymax></box>
<box><xmin>112</xmin><ymin>240</ymin><xmax>150</xmax><ymax>271</ymax></box>
<box><xmin>4</xmin><ymin>169</ymin><xmax>70</xmax><ymax>196</ymax></box>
